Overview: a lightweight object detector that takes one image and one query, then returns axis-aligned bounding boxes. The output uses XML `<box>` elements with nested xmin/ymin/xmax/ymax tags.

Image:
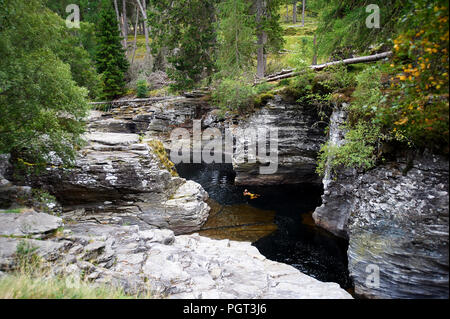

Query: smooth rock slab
<box><xmin>0</xmin><ymin>211</ymin><xmax>62</xmax><ymax>237</ymax></box>
<box><xmin>57</xmin><ymin>224</ymin><xmax>352</xmax><ymax>299</ymax></box>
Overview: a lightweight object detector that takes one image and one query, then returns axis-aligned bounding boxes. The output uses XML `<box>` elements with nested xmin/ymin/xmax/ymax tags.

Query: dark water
<box><xmin>176</xmin><ymin>163</ymin><xmax>353</xmax><ymax>290</ymax></box>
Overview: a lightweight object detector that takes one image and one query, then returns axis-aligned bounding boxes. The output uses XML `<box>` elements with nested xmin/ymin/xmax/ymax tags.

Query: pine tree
<box><xmin>95</xmin><ymin>0</ymin><xmax>129</xmax><ymax>99</ymax></box>
<box><xmin>216</xmin><ymin>0</ymin><xmax>284</xmax><ymax>79</ymax></box>
<box><xmin>216</xmin><ymin>0</ymin><xmax>255</xmax><ymax>78</ymax></box>
<box><xmin>148</xmin><ymin>0</ymin><xmax>217</xmax><ymax>91</ymax></box>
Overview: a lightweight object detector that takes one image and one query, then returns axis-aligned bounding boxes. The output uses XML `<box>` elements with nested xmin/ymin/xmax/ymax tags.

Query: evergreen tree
<box><xmin>148</xmin><ymin>0</ymin><xmax>217</xmax><ymax>91</ymax></box>
<box><xmin>216</xmin><ymin>0</ymin><xmax>255</xmax><ymax>77</ymax></box>
<box><xmin>314</xmin><ymin>0</ymin><xmax>410</xmax><ymax>58</ymax></box>
<box><xmin>95</xmin><ymin>0</ymin><xmax>129</xmax><ymax>99</ymax></box>
<box><xmin>215</xmin><ymin>0</ymin><xmax>284</xmax><ymax>79</ymax></box>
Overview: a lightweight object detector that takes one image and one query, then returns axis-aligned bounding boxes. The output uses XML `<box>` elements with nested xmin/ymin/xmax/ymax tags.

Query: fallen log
<box><xmin>257</xmin><ymin>51</ymin><xmax>392</xmax><ymax>84</ymax></box>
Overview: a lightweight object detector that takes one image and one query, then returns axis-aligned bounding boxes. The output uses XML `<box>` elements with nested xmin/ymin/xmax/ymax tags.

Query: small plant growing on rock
<box><xmin>148</xmin><ymin>140</ymin><xmax>178</xmax><ymax>177</ymax></box>
<box><xmin>15</xmin><ymin>241</ymin><xmax>41</xmax><ymax>274</ymax></box>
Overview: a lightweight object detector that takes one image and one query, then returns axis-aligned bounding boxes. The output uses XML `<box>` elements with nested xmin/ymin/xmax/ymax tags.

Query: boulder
<box><xmin>0</xmin><ymin>210</ymin><xmax>63</xmax><ymax>237</ymax></box>
<box><xmin>0</xmin><ymin>237</ymin><xmax>66</xmax><ymax>271</ymax></box>
<box><xmin>18</xmin><ymin>116</ymin><xmax>210</xmax><ymax>235</ymax></box>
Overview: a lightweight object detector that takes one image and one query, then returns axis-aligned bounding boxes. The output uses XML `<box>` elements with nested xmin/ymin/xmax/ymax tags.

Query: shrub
<box><xmin>316</xmin><ymin>123</ymin><xmax>382</xmax><ymax>176</ymax></box>
<box><xmin>136</xmin><ymin>79</ymin><xmax>149</xmax><ymax>98</ymax></box>
<box><xmin>314</xmin><ymin>64</ymin><xmax>356</xmax><ymax>94</ymax></box>
<box><xmin>212</xmin><ymin>77</ymin><xmax>255</xmax><ymax>113</ymax></box>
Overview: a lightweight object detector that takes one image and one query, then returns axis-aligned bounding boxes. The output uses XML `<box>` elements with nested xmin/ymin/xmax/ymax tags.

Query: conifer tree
<box><xmin>95</xmin><ymin>0</ymin><xmax>129</xmax><ymax>99</ymax></box>
<box><xmin>148</xmin><ymin>0</ymin><xmax>217</xmax><ymax>91</ymax></box>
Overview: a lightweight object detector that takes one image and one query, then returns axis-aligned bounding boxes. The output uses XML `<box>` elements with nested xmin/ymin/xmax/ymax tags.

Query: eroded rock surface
<box><xmin>20</xmin><ymin>110</ymin><xmax>210</xmax><ymax>235</ymax></box>
<box><xmin>230</xmin><ymin>96</ymin><xmax>328</xmax><ymax>185</ymax></box>
<box><xmin>0</xmin><ymin>219</ymin><xmax>352</xmax><ymax>299</ymax></box>
<box><xmin>313</xmin><ymin>104</ymin><xmax>449</xmax><ymax>299</ymax></box>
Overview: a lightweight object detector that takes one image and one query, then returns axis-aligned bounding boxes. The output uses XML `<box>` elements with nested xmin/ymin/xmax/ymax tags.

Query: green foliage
<box><xmin>52</xmin><ymin>21</ymin><xmax>101</xmax><ymax>99</ymax></box>
<box><xmin>317</xmin><ymin>1</ymin><xmax>449</xmax><ymax>175</ymax></box>
<box><xmin>314</xmin><ymin>64</ymin><xmax>356</xmax><ymax>95</ymax></box>
<box><xmin>212</xmin><ymin>77</ymin><xmax>256</xmax><ymax>113</ymax></box>
<box><xmin>15</xmin><ymin>241</ymin><xmax>41</xmax><ymax>274</ymax></box>
<box><xmin>215</xmin><ymin>0</ymin><xmax>285</xmax><ymax>78</ymax></box>
<box><xmin>136</xmin><ymin>79</ymin><xmax>149</xmax><ymax>98</ymax></box>
<box><xmin>316</xmin><ymin>123</ymin><xmax>381</xmax><ymax>176</ymax></box>
<box><xmin>148</xmin><ymin>0</ymin><xmax>217</xmax><ymax>91</ymax></box>
<box><xmin>0</xmin><ymin>273</ymin><xmax>144</xmax><ymax>299</ymax></box>
<box><xmin>384</xmin><ymin>0</ymin><xmax>449</xmax><ymax>153</ymax></box>
<box><xmin>260</xmin><ymin>0</ymin><xmax>286</xmax><ymax>55</ymax></box>
<box><xmin>314</xmin><ymin>0</ymin><xmax>410</xmax><ymax>58</ymax></box>
<box><xmin>46</xmin><ymin>0</ymin><xmax>102</xmax><ymax>24</ymax></box>
<box><xmin>286</xmin><ymin>37</ymin><xmax>315</xmax><ymax>68</ymax></box>
<box><xmin>0</xmin><ymin>0</ymin><xmax>89</xmax><ymax>166</ymax></box>
<box><xmin>216</xmin><ymin>0</ymin><xmax>255</xmax><ymax>78</ymax></box>
<box><xmin>0</xmin><ymin>208</ymin><xmax>22</xmax><ymax>214</ymax></box>
<box><xmin>94</xmin><ymin>0</ymin><xmax>129</xmax><ymax>100</ymax></box>
<box><xmin>284</xmin><ymin>63</ymin><xmax>354</xmax><ymax>103</ymax></box>
<box><xmin>350</xmin><ymin>66</ymin><xmax>383</xmax><ymax>114</ymax></box>
<box><xmin>254</xmin><ymin>82</ymin><xmax>276</xmax><ymax>94</ymax></box>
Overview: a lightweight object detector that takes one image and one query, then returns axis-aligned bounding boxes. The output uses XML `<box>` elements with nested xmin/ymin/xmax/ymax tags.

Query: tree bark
<box><xmin>301</xmin><ymin>0</ymin><xmax>305</xmax><ymax>27</ymax></box>
<box><xmin>286</xmin><ymin>4</ymin><xmax>289</xmax><ymax>22</ymax></box>
<box><xmin>135</xmin><ymin>0</ymin><xmax>151</xmax><ymax>59</ymax></box>
<box><xmin>122</xmin><ymin>0</ymin><xmax>128</xmax><ymax>50</ymax></box>
<box><xmin>257</xmin><ymin>51</ymin><xmax>393</xmax><ymax>83</ymax></box>
<box><xmin>131</xmin><ymin>5</ymin><xmax>140</xmax><ymax>64</ymax></box>
<box><xmin>256</xmin><ymin>0</ymin><xmax>267</xmax><ymax>79</ymax></box>
<box><xmin>293</xmin><ymin>1</ymin><xmax>297</xmax><ymax>24</ymax></box>
<box><xmin>113</xmin><ymin>0</ymin><xmax>122</xmax><ymax>33</ymax></box>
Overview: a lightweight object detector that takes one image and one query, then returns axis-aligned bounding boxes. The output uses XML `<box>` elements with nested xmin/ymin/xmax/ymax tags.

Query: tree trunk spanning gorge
<box><xmin>257</xmin><ymin>51</ymin><xmax>393</xmax><ymax>84</ymax></box>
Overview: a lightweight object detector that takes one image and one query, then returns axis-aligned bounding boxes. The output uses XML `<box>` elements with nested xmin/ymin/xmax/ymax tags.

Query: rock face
<box><xmin>1</xmin><ymin>98</ymin><xmax>355</xmax><ymax>299</ymax></box>
<box><xmin>230</xmin><ymin>96</ymin><xmax>328</xmax><ymax>185</ymax></box>
<box><xmin>0</xmin><ymin>217</ymin><xmax>352</xmax><ymax>299</ymax></box>
<box><xmin>89</xmin><ymin>97</ymin><xmax>210</xmax><ymax>135</ymax></box>
<box><xmin>19</xmin><ymin>109</ymin><xmax>210</xmax><ymax>235</ymax></box>
<box><xmin>347</xmin><ymin>155</ymin><xmax>449</xmax><ymax>299</ymax></box>
<box><xmin>313</xmin><ymin>105</ymin><xmax>352</xmax><ymax>238</ymax></box>
<box><xmin>0</xmin><ymin>154</ymin><xmax>32</xmax><ymax>209</ymax></box>
<box><xmin>313</xmin><ymin>105</ymin><xmax>449</xmax><ymax>299</ymax></box>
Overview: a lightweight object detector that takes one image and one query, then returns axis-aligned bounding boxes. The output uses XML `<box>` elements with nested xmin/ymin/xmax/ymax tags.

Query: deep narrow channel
<box><xmin>176</xmin><ymin>163</ymin><xmax>353</xmax><ymax>290</ymax></box>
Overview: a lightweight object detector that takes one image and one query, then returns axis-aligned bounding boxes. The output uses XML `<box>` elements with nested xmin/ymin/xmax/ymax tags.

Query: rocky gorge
<box><xmin>0</xmin><ymin>96</ymin><xmax>352</xmax><ymax>299</ymax></box>
<box><xmin>1</xmin><ymin>93</ymin><xmax>448</xmax><ymax>299</ymax></box>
